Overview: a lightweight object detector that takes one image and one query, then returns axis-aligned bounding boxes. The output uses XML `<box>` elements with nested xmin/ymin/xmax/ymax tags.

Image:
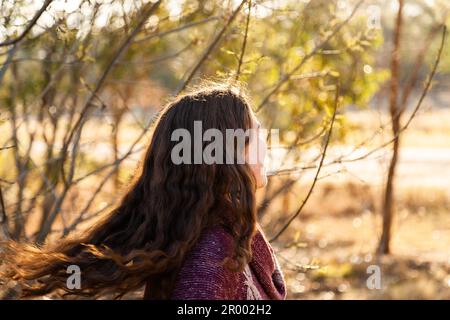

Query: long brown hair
<box><xmin>0</xmin><ymin>83</ymin><xmax>258</xmax><ymax>299</ymax></box>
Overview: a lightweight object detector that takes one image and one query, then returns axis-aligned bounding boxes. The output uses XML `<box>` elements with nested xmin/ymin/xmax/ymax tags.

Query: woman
<box><xmin>1</xmin><ymin>83</ymin><xmax>286</xmax><ymax>300</ymax></box>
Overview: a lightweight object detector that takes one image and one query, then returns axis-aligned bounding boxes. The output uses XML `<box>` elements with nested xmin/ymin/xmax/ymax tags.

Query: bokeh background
<box><xmin>0</xmin><ymin>0</ymin><xmax>449</xmax><ymax>299</ymax></box>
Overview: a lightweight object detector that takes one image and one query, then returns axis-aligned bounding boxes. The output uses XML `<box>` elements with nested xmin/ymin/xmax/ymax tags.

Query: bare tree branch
<box><xmin>176</xmin><ymin>0</ymin><xmax>248</xmax><ymax>93</ymax></box>
<box><xmin>268</xmin><ymin>25</ymin><xmax>447</xmax><ymax>178</ymax></box>
<box><xmin>340</xmin><ymin>25</ymin><xmax>447</xmax><ymax>164</ymax></box>
<box><xmin>255</xmin><ymin>0</ymin><xmax>364</xmax><ymax>113</ymax></box>
<box><xmin>269</xmin><ymin>82</ymin><xmax>340</xmax><ymax>242</ymax></box>
<box><xmin>235</xmin><ymin>0</ymin><xmax>252</xmax><ymax>81</ymax></box>
<box><xmin>59</xmin><ymin>0</ymin><xmax>162</xmax><ymax>186</ymax></box>
<box><xmin>0</xmin><ymin>0</ymin><xmax>53</xmax><ymax>47</ymax></box>
<box><xmin>0</xmin><ymin>182</ymin><xmax>11</xmax><ymax>239</ymax></box>
<box><xmin>134</xmin><ymin>16</ymin><xmax>220</xmax><ymax>43</ymax></box>
<box><xmin>35</xmin><ymin>1</ymin><xmax>163</xmax><ymax>244</ymax></box>
<box><xmin>0</xmin><ymin>44</ymin><xmax>18</xmax><ymax>85</ymax></box>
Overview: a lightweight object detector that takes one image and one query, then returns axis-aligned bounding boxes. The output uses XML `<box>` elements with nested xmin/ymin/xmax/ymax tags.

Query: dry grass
<box><xmin>263</xmin><ymin>180</ymin><xmax>450</xmax><ymax>299</ymax></box>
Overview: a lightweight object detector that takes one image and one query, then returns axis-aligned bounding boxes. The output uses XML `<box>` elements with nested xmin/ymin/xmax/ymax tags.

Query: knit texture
<box><xmin>170</xmin><ymin>224</ymin><xmax>286</xmax><ymax>300</ymax></box>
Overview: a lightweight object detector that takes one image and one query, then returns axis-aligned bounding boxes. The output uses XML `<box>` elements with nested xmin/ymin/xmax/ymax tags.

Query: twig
<box><xmin>59</xmin><ymin>0</ymin><xmax>162</xmax><ymax>186</ymax></box>
<box><xmin>63</xmin><ymin>110</ymin><xmax>158</xmax><ymax>235</ymax></box>
<box><xmin>176</xmin><ymin>0</ymin><xmax>248</xmax><ymax>94</ymax></box>
<box><xmin>0</xmin><ymin>145</ymin><xmax>15</xmax><ymax>151</ymax></box>
<box><xmin>116</xmin><ymin>40</ymin><xmax>194</xmax><ymax>65</ymax></box>
<box><xmin>255</xmin><ymin>0</ymin><xmax>364</xmax><ymax>113</ymax></box>
<box><xmin>0</xmin><ymin>181</ymin><xmax>10</xmax><ymax>239</ymax></box>
<box><xmin>0</xmin><ymin>0</ymin><xmax>53</xmax><ymax>47</ymax></box>
<box><xmin>133</xmin><ymin>16</ymin><xmax>219</xmax><ymax>43</ymax></box>
<box><xmin>235</xmin><ymin>0</ymin><xmax>252</xmax><ymax>81</ymax></box>
<box><xmin>268</xmin><ymin>25</ymin><xmax>447</xmax><ymax>177</ymax></box>
<box><xmin>35</xmin><ymin>1</ymin><xmax>163</xmax><ymax>243</ymax></box>
<box><xmin>269</xmin><ymin>82</ymin><xmax>340</xmax><ymax>242</ymax></box>
<box><xmin>338</xmin><ymin>24</ymin><xmax>447</xmax><ymax>164</ymax></box>
<box><xmin>0</xmin><ymin>44</ymin><xmax>18</xmax><ymax>85</ymax></box>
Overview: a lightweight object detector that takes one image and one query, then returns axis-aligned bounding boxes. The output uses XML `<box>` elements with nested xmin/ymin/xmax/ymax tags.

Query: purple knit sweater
<box><xmin>170</xmin><ymin>224</ymin><xmax>286</xmax><ymax>300</ymax></box>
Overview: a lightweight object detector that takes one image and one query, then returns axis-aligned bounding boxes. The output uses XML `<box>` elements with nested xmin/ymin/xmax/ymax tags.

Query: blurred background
<box><xmin>0</xmin><ymin>0</ymin><xmax>449</xmax><ymax>299</ymax></box>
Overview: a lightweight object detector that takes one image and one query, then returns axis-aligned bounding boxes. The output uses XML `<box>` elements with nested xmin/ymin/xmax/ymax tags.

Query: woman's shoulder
<box><xmin>187</xmin><ymin>224</ymin><xmax>235</xmax><ymax>261</ymax></box>
<box><xmin>171</xmin><ymin>225</ymin><xmax>244</xmax><ymax>299</ymax></box>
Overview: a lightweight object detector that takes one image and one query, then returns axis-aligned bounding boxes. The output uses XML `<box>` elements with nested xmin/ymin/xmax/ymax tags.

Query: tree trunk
<box><xmin>112</xmin><ymin>110</ymin><xmax>125</xmax><ymax>191</ymax></box>
<box><xmin>0</xmin><ymin>183</ymin><xmax>11</xmax><ymax>239</ymax></box>
<box><xmin>377</xmin><ymin>0</ymin><xmax>404</xmax><ymax>255</ymax></box>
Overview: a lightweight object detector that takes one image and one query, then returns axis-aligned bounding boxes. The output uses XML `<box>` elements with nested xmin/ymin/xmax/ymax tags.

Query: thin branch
<box><xmin>398</xmin><ymin>24</ymin><xmax>441</xmax><ymax>115</ymax></box>
<box><xmin>255</xmin><ymin>0</ymin><xmax>364</xmax><ymax>113</ymax></box>
<box><xmin>60</xmin><ymin>0</ymin><xmax>162</xmax><ymax>186</ymax></box>
<box><xmin>258</xmin><ymin>178</ymin><xmax>297</xmax><ymax>218</ymax></box>
<box><xmin>116</xmin><ymin>40</ymin><xmax>194</xmax><ymax>65</ymax></box>
<box><xmin>0</xmin><ymin>145</ymin><xmax>15</xmax><ymax>151</ymax></box>
<box><xmin>0</xmin><ymin>44</ymin><xmax>18</xmax><ymax>85</ymax></box>
<box><xmin>63</xmin><ymin>111</ymin><xmax>158</xmax><ymax>235</ymax></box>
<box><xmin>235</xmin><ymin>0</ymin><xmax>252</xmax><ymax>81</ymax></box>
<box><xmin>0</xmin><ymin>0</ymin><xmax>53</xmax><ymax>47</ymax></box>
<box><xmin>35</xmin><ymin>1</ymin><xmax>163</xmax><ymax>243</ymax></box>
<box><xmin>339</xmin><ymin>24</ymin><xmax>447</xmax><ymax>164</ymax></box>
<box><xmin>269</xmin><ymin>82</ymin><xmax>340</xmax><ymax>243</ymax></box>
<box><xmin>176</xmin><ymin>0</ymin><xmax>248</xmax><ymax>94</ymax></box>
<box><xmin>289</xmin><ymin>123</ymin><xmax>328</xmax><ymax>149</ymax></box>
<box><xmin>133</xmin><ymin>16</ymin><xmax>220</xmax><ymax>43</ymax></box>
<box><xmin>0</xmin><ymin>181</ymin><xmax>10</xmax><ymax>239</ymax></box>
<box><xmin>268</xmin><ymin>25</ymin><xmax>447</xmax><ymax>177</ymax></box>
<box><xmin>0</xmin><ymin>178</ymin><xmax>14</xmax><ymax>185</ymax></box>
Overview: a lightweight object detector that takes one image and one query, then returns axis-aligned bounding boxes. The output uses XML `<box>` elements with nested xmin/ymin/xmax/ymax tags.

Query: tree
<box><xmin>377</xmin><ymin>0</ymin><xmax>446</xmax><ymax>254</ymax></box>
<box><xmin>377</xmin><ymin>0</ymin><xmax>404</xmax><ymax>255</ymax></box>
<box><xmin>0</xmin><ymin>0</ymin><xmax>385</xmax><ymax>245</ymax></box>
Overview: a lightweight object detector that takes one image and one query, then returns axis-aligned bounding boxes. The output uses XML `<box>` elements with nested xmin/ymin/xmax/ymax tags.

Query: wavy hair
<box><xmin>0</xmin><ymin>83</ymin><xmax>258</xmax><ymax>299</ymax></box>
